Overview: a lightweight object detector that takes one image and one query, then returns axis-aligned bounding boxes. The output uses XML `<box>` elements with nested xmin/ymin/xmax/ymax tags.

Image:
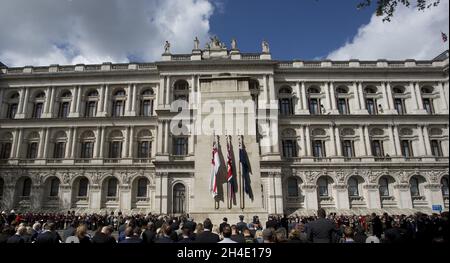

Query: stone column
<box><xmin>128</xmin><ymin>126</ymin><xmax>134</xmax><ymax>158</ymax></box>
<box><xmin>43</xmin><ymin>86</ymin><xmax>51</xmax><ymax>116</ymax></box>
<box><xmin>363</xmin><ymin>184</ymin><xmax>381</xmax><ymax>209</ymax></box>
<box><xmin>17</xmin><ymin>87</ymin><xmax>26</xmax><ymax>115</ymax></box>
<box><xmin>165</xmin><ymin>76</ymin><xmax>171</xmax><ymax>106</ymax></box>
<box><xmin>301</xmin><ymin>82</ymin><xmax>308</xmax><ymax>112</ymax></box>
<box><xmin>353</xmin><ymin>82</ymin><xmax>361</xmax><ymax>112</ymax></box>
<box><xmin>409</xmin><ymin>82</ymin><xmax>419</xmax><ymax>111</ymax></box>
<box><xmin>37</xmin><ymin>129</ymin><xmax>45</xmax><ymax>159</ymax></box>
<box><xmin>164</xmin><ymin>121</ymin><xmax>169</xmax><ymax>154</ymax></box>
<box><xmin>188</xmin><ymin>131</ymin><xmax>194</xmax><ymax>155</ymax></box>
<box><xmin>417</xmin><ymin>125</ymin><xmax>427</xmax><ymax>156</ymax></box>
<box><xmin>388</xmin><ymin>125</ymin><xmax>398</xmax><ymax>156</ymax></box>
<box><xmin>131</xmin><ymin>84</ymin><xmax>137</xmax><ymax>115</ymax></box>
<box><xmin>70</xmin><ymin>128</ymin><xmax>78</xmax><ymax>158</ymax></box>
<box><xmin>89</xmin><ymin>185</ymin><xmax>101</xmax><ymax>210</ymax></box>
<box><xmin>381</xmin><ymin>82</ymin><xmax>389</xmax><ymax>113</ymax></box>
<box><xmin>298</xmin><ymin>126</ymin><xmax>306</xmax><ymax>156</ymax></box>
<box><xmin>395</xmin><ymin>184</ymin><xmax>413</xmax><ymax>209</ymax></box>
<box><xmin>98</xmin><ymin>85</ymin><xmax>105</xmax><ymax>114</ymax></box>
<box><xmin>103</xmin><ymin>85</ymin><xmax>110</xmax><ymax>117</ymax></box>
<box><xmin>69</xmin><ymin>86</ymin><xmax>78</xmax><ymax>117</ymax></box>
<box><xmin>157</xmin><ymin>121</ymin><xmax>163</xmax><ymax>153</ymax></box>
<box><xmin>329</xmin><ymin>125</ymin><xmax>336</xmax><ymax>156</ymax></box>
<box><xmin>263</xmin><ymin>75</ymin><xmax>269</xmax><ymax>105</ymax></box>
<box><xmin>358</xmin><ymin>83</ymin><xmax>367</xmax><ymax>111</ymax></box>
<box><xmin>335</xmin><ymin>126</ymin><xmax>342</xmax><ymax>156</ymax></box>
<box><xmin>393</xmin><ymin>125</ymin><xmax>401</xmax><ymax>157</ymax></box>
<box><xmin>334</xmin><ymin>184</ymin><xmax>350</xmax><ymax>209</ymax></box>
<box><xmin>386</xmin><ymin>82</ymin><xmax>396</xmax><ymax>111</ymax></box>
<box><xmin>125</xmin><ymin>83</ymin><xmax>132</xmax><ymax>115</ymax></box>
<box><xmin>415</xmin><ymin>83</ymin><xmax>425</xmax><ymax>111</ymax></box>
<box><xmin>59</xmin><ymin>185</ymin><xmax>72</xmax><ymax>210</ymax></box>
<box><xmin>302</xmin><ymin>184</ymin><xmax>318</xmax><ymax>211</ymax></box>
<box><xmin>13</xmin><ymin>128</ymin><xmax>22</xmax><ymax>158</ymax></box>
<box><xmin>93</xmin><ymin>128</ymin><xmax>100</xmax><ymax>159</ymax></box>
<box><xmin>42</xmin><ymin>128</ymin><xmax>50</xmax><ymax>159</ymax></box>
<box><xmin>123</xmin><ymin>127</ymin><xmax>129</xmax><ymax>158</ymax></box>
<box><xmin>324</xmin><ymin>82</ymin><xmax>332</xmax><ymax>112</ymax></box>
<box><xmin>364</xmin><ymin>125</ymin><xmax>371</xmax><ymax>156</ymax></box>
<box><xmin>75</xmin><ymin>86</ymin><xmax>82</xmax><ymax>117</ymax></box>
<box><xmin>18</xmin><ymin>87</ymin><xmax>29</xmax><ymax>118</ymax></box>
<box><xmin>2</xmin><ymin>182</ymin><xmax>15</xmax><ymax>210</ymax></box>
<box><xmin>119</xmin><ymin>185</ymin><xmax>132</xmax><ymax>211</ymax></box>
<box><xmin>65</xmin><ymin>128</ymin><xmax>73</xmax><ymax>159</ymax></box>
<box><xmin>295</xmin><ymin>82</ymin><xmax>301</xmax><ymax>114</ymax></box>
<box><xmin>305</xmin><ymin>125</ymin><xmax>312</xmax><ymax>156</ymax></box>
<box><xmin>358</xmin><ymin>126</ymin><xmax>367</xmax><ymax>156</ymax></box>
<box><xmin>422</xmin><ymin>125</ymin><xmax>432</xmax><ymax>156</ymax></box>
<box><xmin>99</xmin><ymin>126</ymin><xmax>105</xmax><ymax>158</ymax></box>
<box><xmin>268</xmin><ymin>75</ymin><xmax>276</xmax><ymax>107</ymax></box>
<box><xmin>329</xmin><ymin>82</ymin><xmax>338</xmax><ymax>114</ymax></box>
<box><xmin>155</xmin><ymin>172</ymin><xmax>168</xmax><ymax>214</ymax></box>
<box><xmin>268</xmin><ymin>172</ymin><xmax>283</xmax><ymax>215</ymax></box>
<box><xmin>158</xmin><ymin>77</ymin><xmax>164</xmax><ymax>107</ymax></box>
<box><xmin>47</xmin><ymin>87</ymin><xmax>56</xmax><ymax>118</ymax></box>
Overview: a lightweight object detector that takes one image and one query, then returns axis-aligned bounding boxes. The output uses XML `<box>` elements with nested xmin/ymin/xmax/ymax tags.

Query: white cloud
<box><xmin>328</xmin><ymin>1</ymin><xmax>449</xmax><ymax>60</ymax></box>
<box><xmin>0</xmin><ymin>0</ymin><xmax>215</xmax><ymax>67</ymax></box>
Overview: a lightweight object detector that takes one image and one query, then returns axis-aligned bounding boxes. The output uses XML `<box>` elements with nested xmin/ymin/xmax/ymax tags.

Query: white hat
<box><xmin>10</xmin><ymin>210</ymin><xmax>15</xmax><ymax>214</ymax></box>
<box><xmin>366</xmin><ymin>236</ymin><xmax>380</xmax><ymax>243</ymax></box>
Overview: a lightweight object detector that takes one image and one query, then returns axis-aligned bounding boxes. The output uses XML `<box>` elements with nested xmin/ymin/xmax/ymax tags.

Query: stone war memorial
<box><xmin>0</xmin><ymin>36</ymin><xmax>449</xmax><ymax>223</ymax></box>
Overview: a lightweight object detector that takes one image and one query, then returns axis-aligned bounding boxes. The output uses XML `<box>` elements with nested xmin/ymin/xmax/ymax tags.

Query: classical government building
<box><xmin>0</xmin><ymin>37</ymin><xmax>448</xmax><ymax>221</ymax></box>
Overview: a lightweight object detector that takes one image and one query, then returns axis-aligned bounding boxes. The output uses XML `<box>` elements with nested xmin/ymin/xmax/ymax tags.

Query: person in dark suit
<box><xmin>236</xmin><ymin>215</ymin><xmax>247</xmax><ymax>233</ymax></box>
<box><xmin>371</xmin><ymin>213</ymin><xmax>383</xmax><ymax>239</ymax></box>
<box><xmin>6</xmin><ymin>226</ymin><xmax>26</xmax><ymax>243</ymax></box>
<box><xmin>35</xmin><ymin>222</ymin><xmax>62</xmax><ymax>244</ymax></box>
<box><xmin>142</xmin><ymin>222</ymin><xmax>156</xmax><ymax>244</ymax></box>
<box><xmin>119</xmin><ymin>227</ymin><xmax>143</xmax><ymax>244</ymax></box>
<box><xmin>266</xmin><ymin>216</ymin><xmax>279</xmax><ymax>230</ymax></box>
<box><xmin>92</xmin><ymin>226</ymin><xmax>116</xmax><ymax>244</ymax></box>
<box><xmin>195</xmin><ymin>219</ymin><xmax>220</xmax><ymax>243</ymax></box>
<box><xmin>306</xmin><ymin>208</ymin><xmax>337</xmax><ymax>243</ymax></box>
<box><xmin>178</xmin><ymin>225</ymin><xmax>193</xmax><ymax>243</ymax></box>
<box><xmin>219</xmin><ymin>218</ymin><xmax>229</xmax><ymax>234</ymax></box>
<box><xmin>184</xmin><ymin>218</ymin><xmax>196</xmax><ymax>233</ymax></box>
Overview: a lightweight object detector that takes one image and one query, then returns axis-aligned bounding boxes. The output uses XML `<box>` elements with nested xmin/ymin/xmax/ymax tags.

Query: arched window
<box><xmin>410</xmin><ymin>177</ymin><xmax>420</xmax><ymax>197</ymax></box>
<box><xmin>307</xmin><ymin>86</ymin><xmax>322</xmax><ymax>115</ymax></box>
<box><xmin>108</xmin><ymin>130</ymin><xmax>123</xmax><ymax>159</ymax></box>
<box><xmin>173</xmin><ymin>80</ymin><xmax>189</xmax><ymax>102</ymax></box>
<box><xmin>53</xmin><ymin>131</ymin><xmax>67</xmax><ymax>159</ymax></box>
<box><xmin>49</xmin><ymin>178</ymin><xmax>60</xmax><ymax>197</ymax></box>
<box><xmin>58</xmin><ymin>91</ymin><xmax>72</xmax><ymax>118</ymax></box>
<box><xmin>348</xmin><ymin>177</ymin><xmax>359</xmax><ymax>197</ymax></box>
<box><xmin>173</xmin><ymin>183</ymin><xmax>186</xmax><ymax>214</ymax></box>
<box><xmin>318</xmin><ymin>177</ymin><xmax>330</xmax><ymax>197</ymax></box>
<box><xmin>80</xmin><ymin>131</ymin><xmax>95</xmax><ymax>159</ymax></box>
<box><xmin>287</xmin><ymin>177</ymin><xmax>299</xmax><ymax>197</ymax></box>
<box><xmin>140</xmin><ymin>89</ymin><xmax>155</xmax><ymax>117</ymax></box>
<box><xmin>336</xmin><ymin>86</ymin><xmax>350</xmax><ymax>115</ymax></box>
<box><xmin>392</xmin><ymin>86</ymin><xmax>407</xmax><ymax>115</ymax></box>
<box><xmin>442</xmin><ymin>177</ymin><xmax>449</xmax><ymax>197</ymax></box>
<box><xmin>26</xmin><ymin>132</ymin><xmax>40</xmax><ymax>159</ymax></box>
<box><xmin>78</xmin><ymin>178</ymin><xmax>89</xmax><ymax>197</ymax></box>
<box><xmin>22</xmin><ymin>178</ymin><xmax>32</xmax><ymax>197</ymax></box>
<box><xmin>137</xmin><ymin>130</ymin><xmax>152</xmax><ymax>159</ymax></box>
<box><xmin>7</xmin><ymin>92</ymin><xmax>19</xmax><ymax>119</ymax></box>
<box><xmin>85</xmin><ymin>90</ymin><xmax>99</xmax><ymax>117</ymax></box>
<box><xmin>278</xmin><ymin>86</ymin><xmax>293</xmax><ymax>116</ymax></box>
<box><xmin>379</xmin><ymin>177</ymin><xmax>390</xmax><ymax>197</ymax></box>
<box><xmin>32</xmin><ymin>92</ymin><xmax>45</xmax><ymax>118</ymax></box>
<box><xmin>137</xmin><ymin>178</ymin><xmax>148</xmax><ymax>197</ymax></box>
<box><xmin>0</xmin><ymin>132</ymin><xmax>13</xmax><ymax>160</ymax></box>
<box><xmin>112</xmin><ymin>89</ymin><xmax>126</xmax><ymax>117</ymax></box>
<box><xmin>107</xmin><ymin>178</ymin><xmax>118</xmax><ymax>197</ymax></box>
<box><xmin>421</xmin><ymin>86</ymin><xmax>435</xmax><ymax>115</ymax></box>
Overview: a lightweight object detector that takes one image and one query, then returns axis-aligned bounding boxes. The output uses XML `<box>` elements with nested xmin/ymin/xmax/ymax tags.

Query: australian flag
<box><xmin>239</xmin><ymin>138</ymin><xmax>253</xmax><ymax>200</ymax></box>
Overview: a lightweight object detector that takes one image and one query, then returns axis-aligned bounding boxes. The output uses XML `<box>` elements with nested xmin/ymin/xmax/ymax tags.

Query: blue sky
<box><xmin>0</xmin><ymin>0</ymin><xmax>448</xmax><ymax>66</ymax></box>
<box><xmin>209</xmin><ymin>0</ymin><xmax>376</xmax><ymax>60</ymax></box>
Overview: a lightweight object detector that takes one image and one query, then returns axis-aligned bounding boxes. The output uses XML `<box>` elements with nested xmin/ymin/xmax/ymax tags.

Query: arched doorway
<box><xmin>173</xmin><ymin>183</ymin><xmax>186</xmax><ymax>214</ymax></box>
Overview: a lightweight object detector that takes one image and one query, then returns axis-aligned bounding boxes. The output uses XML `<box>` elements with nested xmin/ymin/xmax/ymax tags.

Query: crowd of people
<box><xmin>0</xmin><ymin>209</ymin><xmax>448</xmax><ymax>244</ymax></box>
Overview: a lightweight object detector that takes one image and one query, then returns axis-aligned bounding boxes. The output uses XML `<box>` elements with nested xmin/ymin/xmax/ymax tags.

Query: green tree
<box><xmin>357</xmin><ymin>0</ymin><xmax>441</xmax><ymax>21</ymax></box>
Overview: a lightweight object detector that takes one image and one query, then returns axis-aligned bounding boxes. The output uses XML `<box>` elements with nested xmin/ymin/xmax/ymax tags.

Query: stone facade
<box><xmin>0</xmin><ymin>38</ymin><xmax>448</xmax><ymax>222</ymax></box>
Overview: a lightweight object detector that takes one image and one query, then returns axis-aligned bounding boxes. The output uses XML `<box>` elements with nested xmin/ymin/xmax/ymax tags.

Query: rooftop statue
<box><xmin>164</xmin><ymin>40</ymin><xmax>171</xmax><ymax>54</ymax></box>
<box><xmin>231</xmin><ymin>38</ymin><xmax>237</xmax><ymax>50</ymax></box>
<box><xmin>194</xmin><ymin>37</ymin><xmax>200</xmax><ymax>50</ymax></box>
<box><xmin>262</xmin><ymin>40</ymin><xmax>270</xmax><ymax>53</ymax></box>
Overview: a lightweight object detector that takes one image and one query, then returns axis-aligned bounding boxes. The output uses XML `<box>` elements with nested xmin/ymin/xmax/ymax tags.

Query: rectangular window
<box><xmin>112</xmin><ymin>101</ymin><xmax>124</xmax><ymax>117</ymax></box>
<box><xmin>141</xmin><ymin>100</ymin><xmax>153</xmax><ymax>117</ymax></box>
<box><xmin>401</xmin><ymin>140</ymin><xmax>413</xmax><ymax>158</ymax></box>
<box><xmin>394</xmin><ymin>98</ymin><xmax>406</xmax><ymax>115</ymax></box>
<box><xmin>337</xmin><ymin>98</ymin><xmax>349</xmax><ymax>115</ymax></box>
<box><xmin>85</xmin><ymin>101</ymin><xmax>97</xmax><ymax>117</ymax></box>
<box><xmin>430</xmin><ymin>140</ymin><xmax>443</xmax><ymax>157</ymax></box>
<box><xmin>27</xmin><ymin>142</ymin><xmax>38</xmax><ymax>159</ymax></box>
<box><xmin>342</xmin><ymin>140</ymin><xmax>354</xmax><ymax>158</ymax></box>
<box><xmin>282</xmin><ymin>140</ymin><xmax>297</xmax><ymax>158</ymax></box>
<box><xmin>32</xmin><ymin>103</ymin><xmax>43</xmax><ymax>118</ymax></box>
<box><xmin>309</xmin><ymin>98</ymin><xmax>320</xmax><ymax>115</ymax></box>
<box><xmin>371</xmin><ymin>140</ymin><xmax>384</xmax><ymax>157</ymax></box>
<box><xmin>49</xmin><ymin>180</ymin><xmax>59</xmax><ymax>197</ymax></box>
<box><xmin>81</xmin><ymin>142</ymin><xmax>94</xmax><ymax>159</ymax></box>
<box><xmin>53</xmin><ymin>142</ymin><xmax>66</xmax><ymax>159</ymax></box>
<box><xmin>279</xmin><ymin>98</ymin><xmax>293</xmax><ymax>116</ymax></box>
<box><xmin>0</xmin><ymin>143</ymin><xmax>12</xmax><ymax>159</ymax></box>
<box><xmin>7</xmin><ymin>103</ymin><xmax>18</xmax><ymax>119</ymax></box>
<box><xmin>58</xmin><ymin>102</ymin><xmax>70</xmax><ymax>118</ymax></box>
<box><xmin>313</xmin><ymin>140</ymin><xmax>326</xmax><ymax>158</ymax></box>
<box><xmin>138</xmin><ymin>141</ymin><xmax>151</xmax><ymax>158</ymax></box>
<box><xmin>366</xmin><ymin>99</ymin><xmax>377</xmax><ymax>115</ymax></box>
<box><xmin>109</xmin><ymin>141</ymin><xmax>122</xmax><ymax>159</ymax></box>
<box><xmin>423</xmin><ymin>98</ymin><xmax>434</xmax><ymax>115</ymax></box>
<box><xmin>173</xmin><ymin>137</ymin><xmax>188</xmax><ymax>156</ymax></box>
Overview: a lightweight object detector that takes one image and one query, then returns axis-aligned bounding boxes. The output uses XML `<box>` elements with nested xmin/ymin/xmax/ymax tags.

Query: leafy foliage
<box><xmin>357</xmin><ymin>0</ymin><xmax>441</xmax><ymax>21</ymax></box>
